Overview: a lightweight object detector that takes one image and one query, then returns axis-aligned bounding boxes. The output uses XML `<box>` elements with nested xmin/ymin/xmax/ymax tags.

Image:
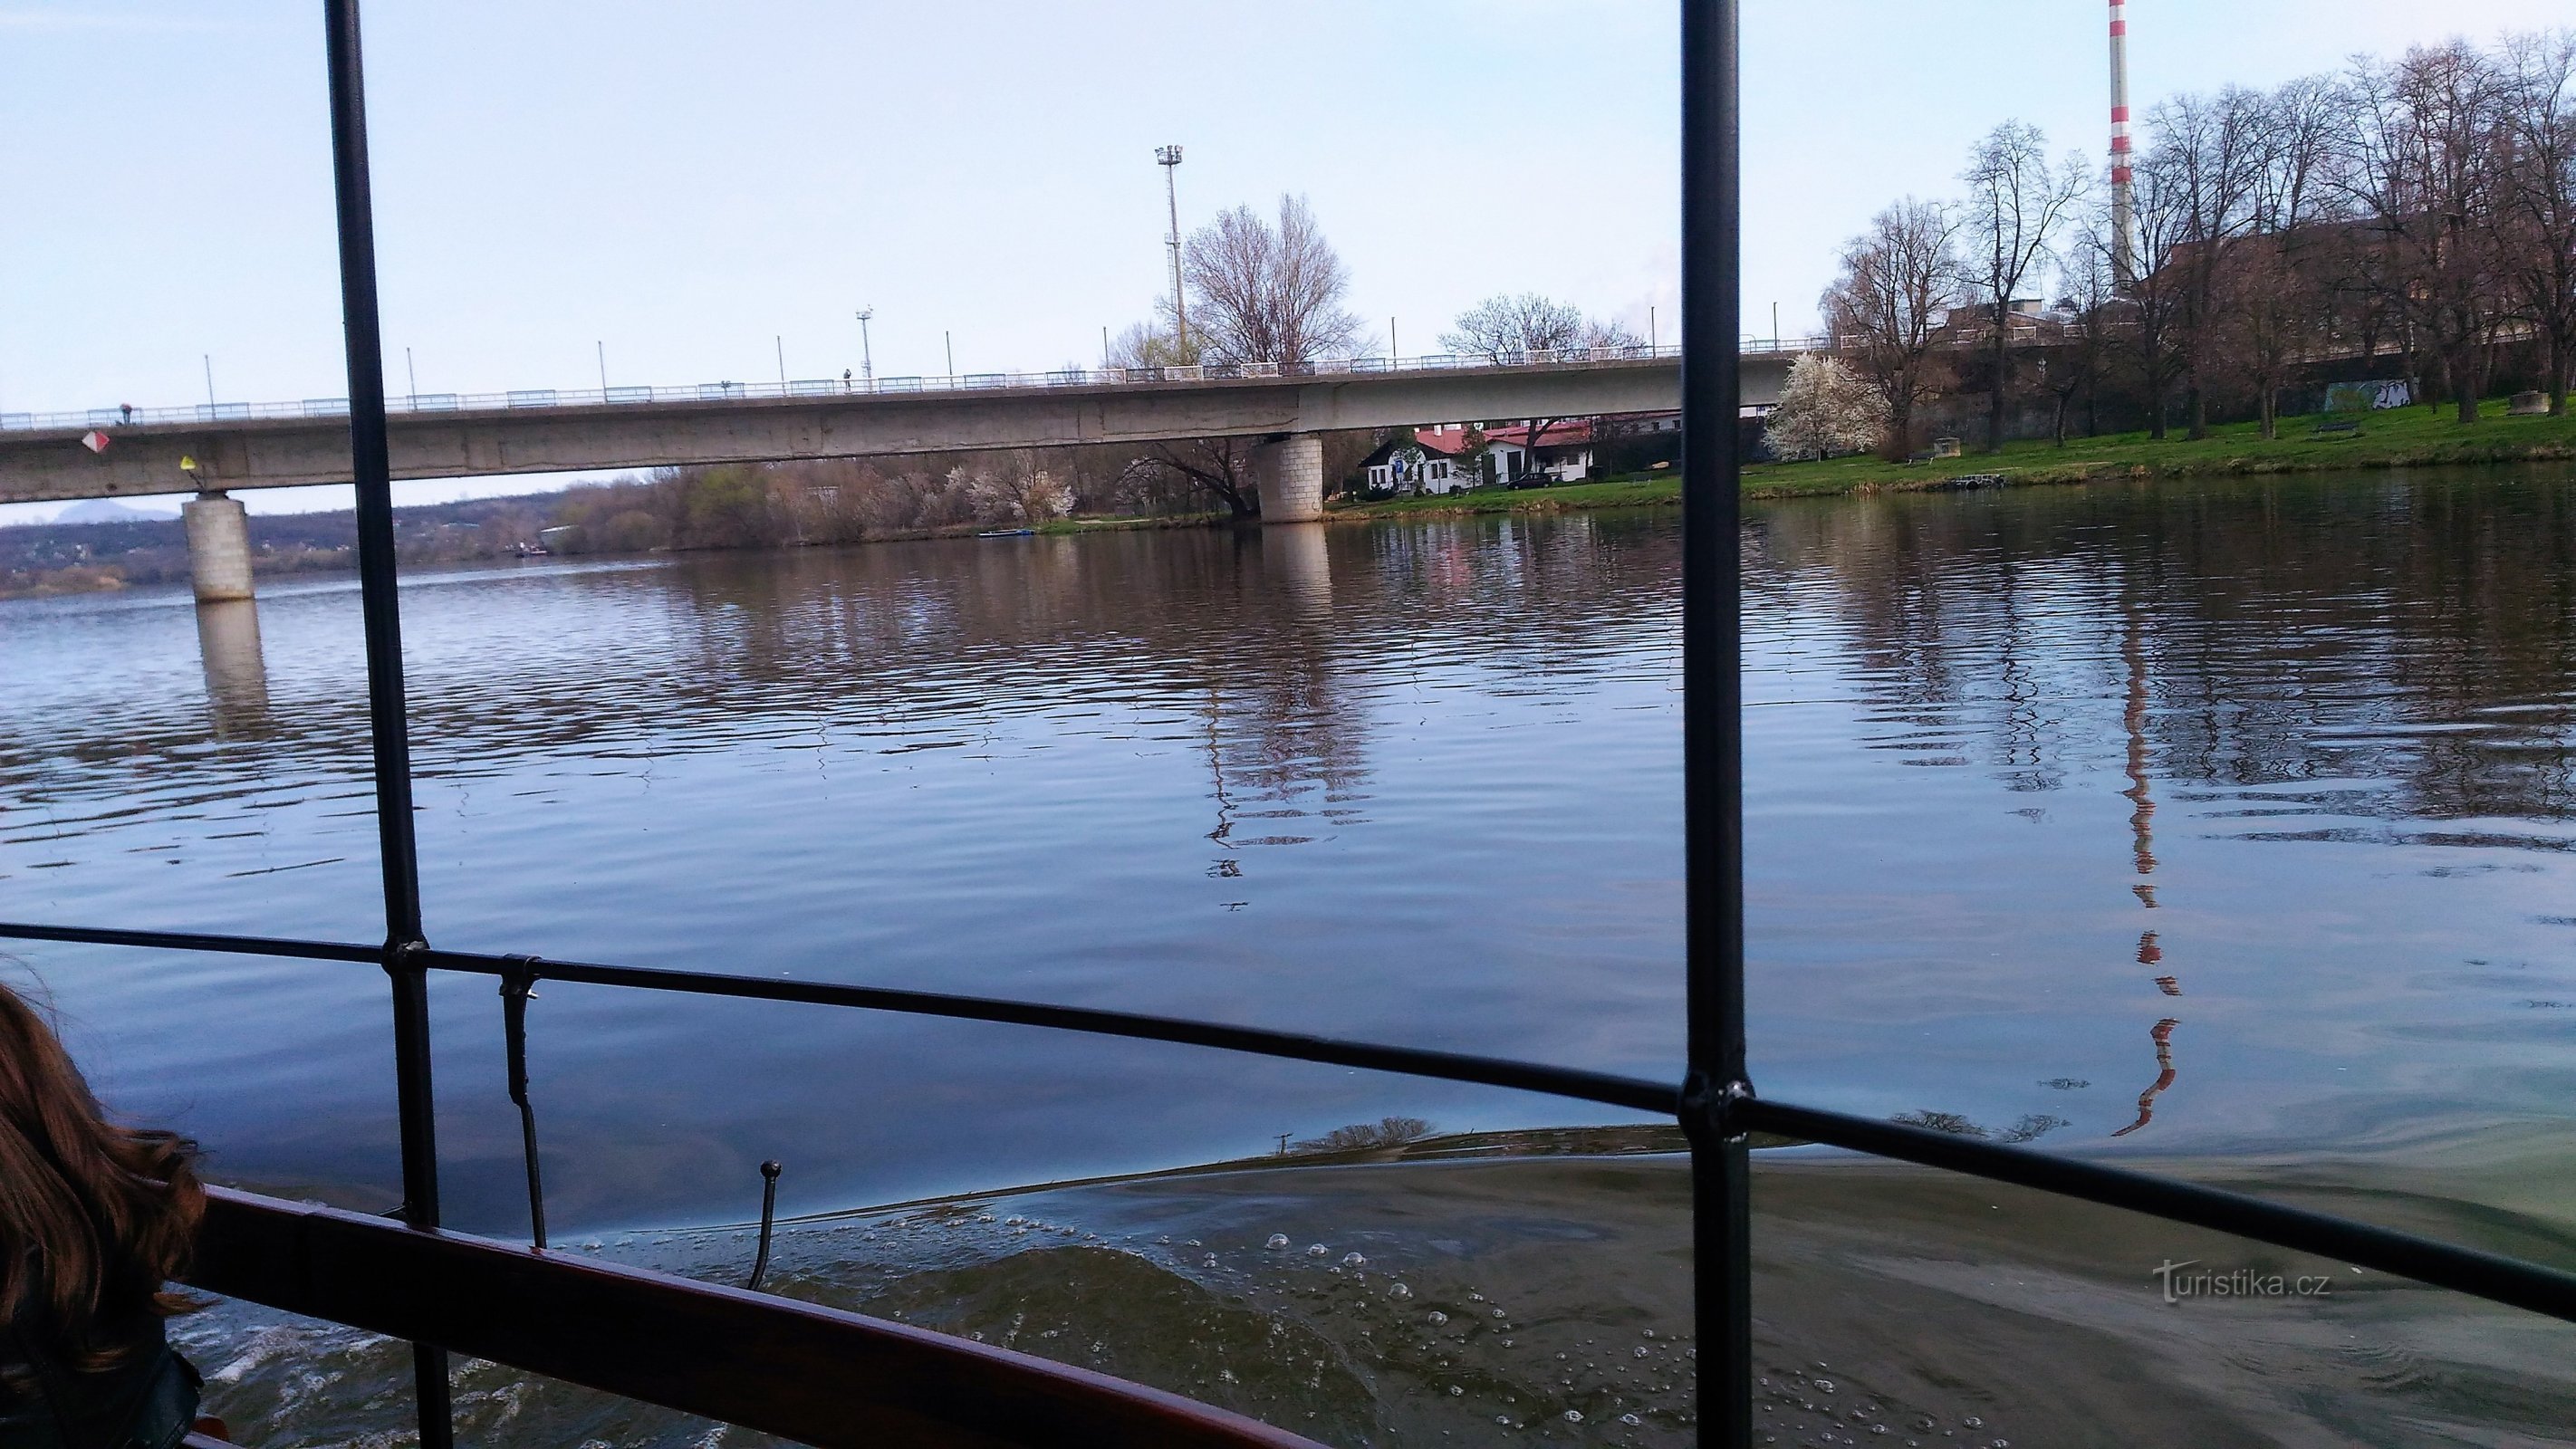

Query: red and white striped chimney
<box><xmin>2109</xmin><ymin>0</ymin><xmax>2138</xmax><ymax>285</ymax></box>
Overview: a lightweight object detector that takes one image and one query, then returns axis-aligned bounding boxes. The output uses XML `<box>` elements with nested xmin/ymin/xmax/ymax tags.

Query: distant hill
<box><xmin>54</xmin><ymin>498</ymin><xmax>179</xmax><ymax>523</ymax></box>
<box><xmin>2</xmin><ymin>489</ymin><xmax>565</xmax><ymax>599</ymax></box>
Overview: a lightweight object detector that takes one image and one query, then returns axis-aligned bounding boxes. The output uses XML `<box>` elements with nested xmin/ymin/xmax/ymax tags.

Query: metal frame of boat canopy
<box><xmin>7</xmin><ymin>4</ymin><xmax>2576</xmax><ymax>1446</ymax></box>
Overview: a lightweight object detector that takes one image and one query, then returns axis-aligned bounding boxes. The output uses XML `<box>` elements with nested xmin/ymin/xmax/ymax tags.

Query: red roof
<box><xmin>1406</xmin><ymin>419</ymin><xmax>1597</xmax><ymax>455</ymax></box>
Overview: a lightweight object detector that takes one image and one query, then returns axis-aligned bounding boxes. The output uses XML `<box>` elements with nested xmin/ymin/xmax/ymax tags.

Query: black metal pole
<box><xmin>322</xmin><ymin>4</ymin><xmax>450</xmax><ymax>1444</ymax></box>
<box><xmin>1679</xmin><ymin>3</ymin><xmax>1752</xmax><ymax>1447</ymax></box>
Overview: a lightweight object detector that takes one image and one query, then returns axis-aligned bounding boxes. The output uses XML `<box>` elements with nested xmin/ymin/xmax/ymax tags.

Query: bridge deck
<box><xmin>0</xmin><ymin>350</ymin><xmax>1795</xmax><ymax>504</ymax></box>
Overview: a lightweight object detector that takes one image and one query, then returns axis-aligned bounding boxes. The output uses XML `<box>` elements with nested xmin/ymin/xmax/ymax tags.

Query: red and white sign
<box><xmin>81</xmin><ymin>429</ymin><xmax>111</xmax><ymax>454</ymax></box>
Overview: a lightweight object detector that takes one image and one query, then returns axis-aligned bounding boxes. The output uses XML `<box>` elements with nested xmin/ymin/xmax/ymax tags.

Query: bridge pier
<box><xmin>182</xmin><ymin>491</ymin><xmax>255</xmax><ymax>603</ymax></box>
<box><xmin>1252</xmin><ymin>434</ymin><xmax>1324</xmax><ymax>523</ymax></box>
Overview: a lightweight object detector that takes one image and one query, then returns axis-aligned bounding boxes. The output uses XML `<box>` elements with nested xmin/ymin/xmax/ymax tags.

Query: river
<box><xmin>5</xmin><ymin>469</ymin><xmax>2573</xmax><ymax>1444</ymax></box>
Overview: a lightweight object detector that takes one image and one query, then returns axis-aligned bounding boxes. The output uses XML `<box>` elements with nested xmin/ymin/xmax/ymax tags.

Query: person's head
<box><xmin>0</xmin><ymin>980</ymin><xmax>201</xmax><ymax>1369</ymax></box>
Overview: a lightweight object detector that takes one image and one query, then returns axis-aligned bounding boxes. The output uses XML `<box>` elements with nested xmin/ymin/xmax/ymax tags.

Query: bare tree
<box><xmin>2041</xmin><ymin>219</ymin><xmax>2120</xmax><ymax>445</ymax></box>
<box><xmin>2341</xmin><ymin>43</ymin><xmax>2512</xmax><ymax>425</ymax></box>
<box><xmin>1440</xmin><ymin>294</ymin><xmax>1638</xmax><ymax>466</ymax></box>
<box><xmin>1958</xmin><ymin>121</ymin><xmax>2089</xmax><ymax>451</ymax></box>
<box><xmin>1440</xmin><ymin>293</ymin><xmax>1636</xmax><ymax>360</ymax></box>
<box><xmin>2225</xmin><ymin>74</ymin><xmax>2349</xmax><ymax>437</ymax></box>
<box><xmin>1822</xmin><ymin>197</ymin><xmax>1962</xmax><ymax>458</ymax></box>
<box><xmin>1182</xmin><ymin>195</ymin><xmax>1368</xmax><ymax>366</ymax></box>
<box><xmin>1108</xmin><ymin>319</ymin><xmax>1194</xmax><ymax>370</ymax></box>
<box><xmin>1125</xmin><ymin>439</ymin><xmax>1261</xmax><ymax>518</ymax></box>
<box><xmin>2122</xmin><ymin>134</ymin><xmax>2194</xmax><ymax>438</ymax></box>
<box><xmin>2497</xmin><ymin>29</ymin><xmax>2576</xmax><ymax>414</ymax></box>
<box><xmin>2145</xmin><ymin>88</ymin><xmax>2269</xmax><ymax>438</ymax></box>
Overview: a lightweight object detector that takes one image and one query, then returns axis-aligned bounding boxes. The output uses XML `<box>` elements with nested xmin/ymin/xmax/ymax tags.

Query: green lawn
<box><xmin>1329</xmin><ymin>475</ymin><xmax>1686</xmax><ymax>518</ymax></box>
<box><xmin>1326</xmin><ymin>398</ymin><xmax>2576</xmax><ymax>519</ymax></box>
<box><xmin>1740</xmin><ymin>397</ymin><xmax>2576</xmax><ymax>496</ymax></box>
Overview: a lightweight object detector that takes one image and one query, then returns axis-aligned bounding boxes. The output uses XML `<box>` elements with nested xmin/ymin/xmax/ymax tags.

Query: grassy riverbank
<box><xmin>1326</xmin><ymin>398</ymin><xmax>2576</xmax><ymax>519</ymax></box>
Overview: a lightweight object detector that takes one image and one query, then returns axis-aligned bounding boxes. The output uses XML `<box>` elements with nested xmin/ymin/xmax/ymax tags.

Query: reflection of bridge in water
<box><xmin>131</xmin><ymin>518</ymin><xmax>1673</xmax><ymax>904</ymax></box>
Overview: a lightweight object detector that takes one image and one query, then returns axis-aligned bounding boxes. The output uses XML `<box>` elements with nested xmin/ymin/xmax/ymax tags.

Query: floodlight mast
<box><xmin>1156</xmin><ymin>145</ymin><xmax>1188</xmax><ymax>360</ymax></box>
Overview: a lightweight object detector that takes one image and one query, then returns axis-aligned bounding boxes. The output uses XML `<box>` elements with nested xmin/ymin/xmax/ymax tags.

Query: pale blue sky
<box><xmin>0</xmin><ymin>0</ymin><xmax>2553</xmax><ymax>518</ymax></box>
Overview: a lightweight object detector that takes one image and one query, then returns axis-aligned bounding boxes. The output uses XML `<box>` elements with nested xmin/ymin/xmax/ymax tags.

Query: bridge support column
<box><xmin>183</xmin><ymin>491</ymin><xmax>255</xmax><ymax>603</ymax></box>
<box><xmin>1253</xmin><ymin>434</ymin><xmax>1324</xmax><ymax>523</ymax></box>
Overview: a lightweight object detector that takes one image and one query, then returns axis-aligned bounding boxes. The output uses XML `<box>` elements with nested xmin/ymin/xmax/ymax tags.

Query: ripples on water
<box><xmin>8</xmin><ymin>471</ymin><xmax>2576</xmax><ymax>1444</ymax></box>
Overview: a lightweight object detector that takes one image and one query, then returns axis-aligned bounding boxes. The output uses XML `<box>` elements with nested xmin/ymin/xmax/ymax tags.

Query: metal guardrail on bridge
<box><xmin>0</xmin><ymin>344</ymin><xmax>1724</xmax><ymax>434</ymax></box>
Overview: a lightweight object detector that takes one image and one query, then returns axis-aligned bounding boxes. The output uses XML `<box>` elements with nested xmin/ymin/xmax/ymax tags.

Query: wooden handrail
<box><xmin>187</xmin><ymin>1187</ymin><xmax>1325</xmax><ymax>1449</ymax></box>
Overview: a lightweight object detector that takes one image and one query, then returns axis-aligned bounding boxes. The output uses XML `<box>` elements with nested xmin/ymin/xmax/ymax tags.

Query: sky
<box><xmin>0</xmin><ymin>0</ymin><xmax>2558</xmax><ymax>521</ymax></box>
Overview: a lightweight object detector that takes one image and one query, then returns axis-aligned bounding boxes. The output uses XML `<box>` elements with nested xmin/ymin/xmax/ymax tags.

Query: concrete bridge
<box><xmin>1</xmin><ymin>347</ymin><xmax>1810</xmax><ymax>600</ymax></box>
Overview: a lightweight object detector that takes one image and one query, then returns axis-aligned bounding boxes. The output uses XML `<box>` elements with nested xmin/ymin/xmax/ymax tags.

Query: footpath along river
<box><xmin>4</xmin><ymin>467</ymin><xmax>2574</xmax><ymax>1444</ymax></box>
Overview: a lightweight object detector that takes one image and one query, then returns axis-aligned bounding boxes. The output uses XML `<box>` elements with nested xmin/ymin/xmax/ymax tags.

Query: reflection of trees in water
<box><xmin>1757</xmin><ymin>473</ymin><xmax>2576</xmax><ymax>1138</ymax></box>
<box><xmin>1754</xmin><ymin>472</ymin><xmax>2576</xmax><ymax>827</ymax></box>
<box><xmin>1889</xmin><ymin>1108</ymin><xmax>2069</xmax><ymax>1143</ymax></box>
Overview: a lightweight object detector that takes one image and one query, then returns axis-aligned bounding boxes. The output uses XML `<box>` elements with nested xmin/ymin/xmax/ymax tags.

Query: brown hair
<box><xmin>0</xmin><ymin>980</ymin><xmax>202</xmax><ymax>1371</ymax></box>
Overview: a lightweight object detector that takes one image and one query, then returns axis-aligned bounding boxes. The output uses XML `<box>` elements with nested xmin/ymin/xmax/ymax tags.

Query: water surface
<box><xmin>7</xmin><ymin>470</ymin><xmax>2576</xmax><ymax>1444</ymax></box>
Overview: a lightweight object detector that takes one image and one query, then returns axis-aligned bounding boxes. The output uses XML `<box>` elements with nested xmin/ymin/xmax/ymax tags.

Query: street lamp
<box><xmin>855</xmin><ymin>308</ymin><xmax>875</xmax><ymax>385</ymax></box>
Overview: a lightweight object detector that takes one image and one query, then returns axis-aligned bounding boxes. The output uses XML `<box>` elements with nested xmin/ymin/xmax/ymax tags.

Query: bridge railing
<box><xmin>0</xmin><ymin>344</ymin><xmax>1698</xmax><ymax>434</ymax></box>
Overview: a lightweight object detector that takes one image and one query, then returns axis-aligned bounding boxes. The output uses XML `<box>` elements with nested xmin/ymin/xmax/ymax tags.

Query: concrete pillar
<box><xmin>1253</xmin><ymin>433</ymin><xmax>1325</xmax><ymax>523</ymax></box>
<box><xmin>182</xmin><ymin>491</ymin><xmax>254</xmax><ymax>603</ymax></box>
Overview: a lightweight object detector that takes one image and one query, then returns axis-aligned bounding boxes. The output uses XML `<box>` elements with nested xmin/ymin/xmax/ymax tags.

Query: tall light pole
<box><xmin>855</xmin><ymin>307</ymin><xmax>874</xmax><ymax>383</ymax></box>
<box><xmin>1156</xmin><ymin>145</ymin><xmax>1188</xmax><ymax>358</ymax></box>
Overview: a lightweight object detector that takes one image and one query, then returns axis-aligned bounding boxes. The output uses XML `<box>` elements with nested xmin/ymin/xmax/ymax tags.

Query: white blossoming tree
<box><xmin>1764</xmin><ymin>354</ymin><xmax>1889</xmax><ymax>462</ymax></box>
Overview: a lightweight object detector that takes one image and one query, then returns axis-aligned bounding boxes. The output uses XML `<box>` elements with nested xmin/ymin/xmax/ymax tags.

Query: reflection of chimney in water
<box><xmin>195</xmin><ymin>599</ymin><xmax>272</xmax><ymax>739</ymax></box>
<box><xmin>2110</xmin><ymin>1018</ymin><xmax>2179</xmax><ymax>1137</ymax></box>
<box><xmin>2113</xmin><ymin>604</ymin><xmax>2181</xmax><ymax>1134</ymax></box>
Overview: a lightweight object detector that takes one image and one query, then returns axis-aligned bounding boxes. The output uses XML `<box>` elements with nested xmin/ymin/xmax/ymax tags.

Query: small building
<box><xmin>1356</xmin><ymin>414</ymin><xmax>1684</xmax><ymax>494</ymax></box>
<box><xmin>1355</xmin><ymin>431</ymin><xmax>1469</xmax><ymax>494</ymax></box>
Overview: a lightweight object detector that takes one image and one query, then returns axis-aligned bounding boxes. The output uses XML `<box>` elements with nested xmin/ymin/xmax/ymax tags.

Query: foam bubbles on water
<box><xmin>1266</xmin><ymin>1233</ymin><xmax>1291</xmax><ymax>1249</ymax></box>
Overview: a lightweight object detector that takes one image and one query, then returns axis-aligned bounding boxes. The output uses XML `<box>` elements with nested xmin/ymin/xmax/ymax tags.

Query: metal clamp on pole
<box><xmin>499</xmin><ymin>955</ymin><xmax>548</xmax><ymax>1250</ymax></box>
<box><xmin>1678</xmin><ymin>1070</ymin><xmax>1756</xmax><ymax>1147</ymax></box>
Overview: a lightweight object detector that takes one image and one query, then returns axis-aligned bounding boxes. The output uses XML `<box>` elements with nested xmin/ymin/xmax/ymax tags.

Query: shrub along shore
<box><xmin>1327</xmin><ymin>399</ymin><xmax>2576</xmax><ymax>519</ymax></box>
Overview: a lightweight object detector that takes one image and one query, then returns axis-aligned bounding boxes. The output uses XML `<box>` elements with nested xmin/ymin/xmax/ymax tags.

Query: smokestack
<box><xmin>2109</xmin><ymin>0</ymin><xmax>2137</xmax><ymax>287</ymax></box>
